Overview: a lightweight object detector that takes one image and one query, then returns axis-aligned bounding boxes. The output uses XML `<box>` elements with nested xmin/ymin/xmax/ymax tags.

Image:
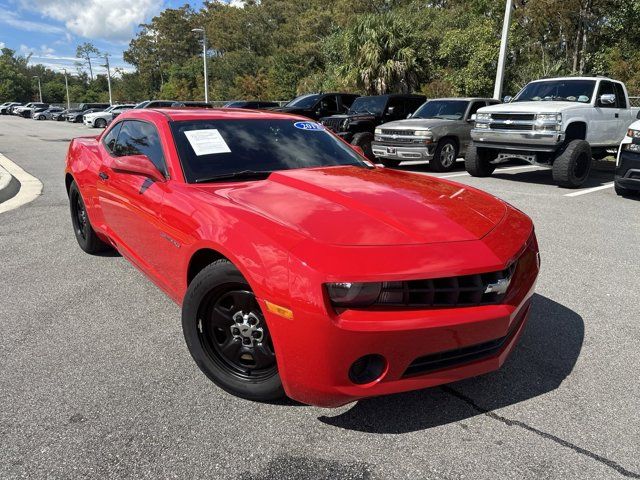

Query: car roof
<box><xmin>122</xmin><ymin>108</ymin><xmax>310</xmax><ymax>123</ymax></box>
<box><xmin>530</xmin><ymin>76</ymin><xmax>616</xmax><ymax>82</ymax></box>
<box><xmin>429</xmin><ymin>97</ymin><xmax>497</xmax><ymax>102</ymax></box>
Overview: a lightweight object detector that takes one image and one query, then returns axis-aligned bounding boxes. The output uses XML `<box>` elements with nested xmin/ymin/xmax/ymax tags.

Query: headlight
<box><xmin>535</xmin><ymin>113</ymin><xmax>562</xmax><ymax>122</ymax></box>
<box><xmin>374</xmin><ymin>128</ymin><xmax>382</xmax><ymax>135</ymax></box>
<box><xmin>534</xmin><ymin>113</ymin><xmax>562</xmax><ymax>131</ymax></box>
<box><xmin>476</xmin><ymin>113</ymin><xmax>491</xmax><ymax>122</ymax></box>
<box><xmin>627</xmin><ymin>129</ymin><xmax>640</xmax><ymax>139</ymax></box>
<box><xmin>326</xmin><ymin>282</ymin><xmax>381</xmax><ymax>307</ymax></box>
<box><xmin>413</xmin><ymin>129</ymin><xmax>431</xmax><ymax>136</ymax></box>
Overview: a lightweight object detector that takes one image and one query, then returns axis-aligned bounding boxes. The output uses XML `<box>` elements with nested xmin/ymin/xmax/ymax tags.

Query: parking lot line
<box><xmin>563</xmin><ymin>182</ymin><xmax>614</xmax><ymax>197</ymax></box>
<box><xmin>0</xmin><ymin>153</ymin><xmax>43</xmax><ymax>214</ymax></box>
<box><xmin>439</xmin><ymin>165</ymin><xmax>544</xmax><ymax>179</ymax></box>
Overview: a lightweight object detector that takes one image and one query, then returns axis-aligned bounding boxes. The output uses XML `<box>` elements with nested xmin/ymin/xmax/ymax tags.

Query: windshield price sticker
<box><xmin>293</xmin><ymin>121</ymin><xmax>324</xmax><ymax>131</ymax></box>
<box><xmin>184</xmin><ymin>129</ymin><xmax>231</xmax><ymax>156</ymax></box>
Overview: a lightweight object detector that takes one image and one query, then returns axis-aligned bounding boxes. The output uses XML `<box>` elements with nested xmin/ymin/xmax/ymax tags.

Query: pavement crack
<box><xmin>441</xmin><ymin>386</ymin><xmax>640</xmax><ymax>479</ymax></box>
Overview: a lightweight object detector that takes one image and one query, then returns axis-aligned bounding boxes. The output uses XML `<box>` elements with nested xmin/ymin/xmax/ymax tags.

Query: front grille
<box><xmin>489</xmin><ymin>122</ymin><xmax>533</xmax><ymax>131</ymax></box>
<box><xmin>402</xmin><ymin>303</ymin><xmax>528</xmax><ymax>377</ymax></box>
<box><xmin>376</xmin><ymin>137</ymin><xmax>416</xmax><ymax>144</ymax></box>
<box><xmin>321</xmin><ymin>118</ymin><xmax>344</xmax><ymax>132</ymax></box>
<box><xmin>491</xmin><ymin>113</ymin><xmax>535</xmax><ymax>121</ymax></box>
<box><xmin>374</xmin><ymin>264</ymin><xmax>516</xmax><ymax>308</ymax></box>
<box><xmin>381</xmin><ymin>129</ymin><xmax>414</xmax><ymax>136</ymax></box>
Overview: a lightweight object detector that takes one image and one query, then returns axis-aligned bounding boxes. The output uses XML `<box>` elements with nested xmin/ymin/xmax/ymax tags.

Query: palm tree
<box><xmin>339</xmin><ymin>13</ymin><xmax>420</xmax><ymax>94</ymax></box>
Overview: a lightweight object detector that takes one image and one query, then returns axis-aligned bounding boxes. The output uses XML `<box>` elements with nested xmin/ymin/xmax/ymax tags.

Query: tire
<box><xmin>614</xmin><ymin>182</ymin><xmax>635</xmax><ymax>197</ymax></box>
<box><xmin>552</xmin><ymin>140</ymin><xmax>592</xmax><ymax>188</ymax></box>
<box><xmin>37</xmin><ymin>115</ymin><xmax>45</xmax><ymax>120</ymax></box>
<box><xmin>381</xmin><ymin>159</ymin><xmax>401</xmax><ymax>168</ymax></box>
<box><xmin>182</xmin><ymin>259</ymin><xmax>284</xmax><ymax>402</ymax></box>
<box><xmin>351</xmin><ymin>132</ymin><xmax>375</xmax><ymax>160</ymax></box>
<box><xmin>465</xmin><ymin>143</ymin><xmax>496</xmax><ymax>177</ymax></box>
<box><xmin>68</xmin><ymin>181</ymin><xmax>111</xmax><ymax>254</ymax></box>
<box><xmin>95</xmin><ymin>118</ymin><xmax>107</xmax><ymax>128</ymax></box>
<box><xmin>431</xmin><ymin>138</ymin><xmax>459</xmax><ymax>172</ymax></box>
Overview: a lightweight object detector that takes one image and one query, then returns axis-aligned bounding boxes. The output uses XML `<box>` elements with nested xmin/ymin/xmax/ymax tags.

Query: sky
<box><xmin>0</xmin><ymin>0</ymin><xmax>215</xmax><ymax>75</ymax></box>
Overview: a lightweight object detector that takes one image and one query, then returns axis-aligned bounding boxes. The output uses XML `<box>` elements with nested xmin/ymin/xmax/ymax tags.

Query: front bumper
<box><xmin>265</xmin><ymin>209</ymin><xmax>539</xmax><ymax>408</ymax></box>
<box><xmin>615</xmin><ymin>150</ymin><xmax>640</xmax><ymax>191</ymax></box>
<box><xmin>83</xmin><ymin>118</ymin><xmax>95</xmax><ymax>127</ymax></box>
<box><xmin>471</xmin><ymin>129</ymin><xmax>564</xmax><ymax>152</ymax></box>
<box><xmin>372</xmin><ymin>142</ymin><xmax>435</xmax><ymax>160</ymax></box>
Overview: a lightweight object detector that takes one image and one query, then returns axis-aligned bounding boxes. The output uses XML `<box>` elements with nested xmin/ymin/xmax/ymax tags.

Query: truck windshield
<box><xmin>513</xmin><ymin>80</ymin><xmax>596</xmax><ymax>103</ymax></box>
<box><xmin>170</xmin><ymin>119</ymin><xmax>369</xmax><ymax>183</ymax></box>
<box><xmin>412</xmin><ymin>100</ymin><xmax>469</xmax><ymax>120</ymax></box>
<box><xmin>348</xmin><ymin>96</ymin><xmax>387</xmax><ymax>115</ymax></box>
<box><xmin>285</xmin><ymin>94</ymin><xmax>321</xmax><ymax>108</ymax></box>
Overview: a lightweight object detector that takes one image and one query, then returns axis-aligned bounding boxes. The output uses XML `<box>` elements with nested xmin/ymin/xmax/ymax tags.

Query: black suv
<box><xmin>272</xmin><ymin>93</ymin><xmax>359</xmax><ymax>120</ymax></box>
<box><xmin>320</xmin><ymin>94</ymin><xmax>426</xmax><ymax>159</ymax></box>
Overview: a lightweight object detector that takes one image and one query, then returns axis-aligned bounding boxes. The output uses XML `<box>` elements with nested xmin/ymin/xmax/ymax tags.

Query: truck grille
<box><xmin>374</xmin><ymin>263</ymin><xmax>516</xmax><ymax>308</ymax></box>
<box><xmin>321</xmin><ymin>118</ymin><xmax>344</xmax><ymax>132</ymax></box>
<box><xmin>381</xmin><ymin>129</ymin><xmax>414</xmax><ymax>136</ymax></box>
<box><xmin>491</xmin><ymin>113</ymin><xmax>535</xmax><ymax>121</ymax></box>
<box><xmin>488</xmin><ymin>122</ymin><xmax>533</xmax><ymax>131</ymax></box>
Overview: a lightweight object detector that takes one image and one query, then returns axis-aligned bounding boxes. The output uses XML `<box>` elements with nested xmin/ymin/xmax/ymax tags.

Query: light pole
<box><xmin>192</xmin><ymin>28</ymin><xmax>209</xmax><ymax>103</ymax></box>
<box><xmin>101</xmin><ymin>54</ymin><xmax>113</xmax><ymax>105</ymax></box>
<box><xmin>32</xmin><ymin>75</ymin><xmax>43</xmax><ymax>103</ymax></box>
<box><xmin>62</xmin><ymin>69</ymin><xmax>70</xmax><ymax>110</ymax></box>
<box><xmin>493</xmin><ymin>0</ymin><xmax>513</xmax><ymax>100</ymax></box>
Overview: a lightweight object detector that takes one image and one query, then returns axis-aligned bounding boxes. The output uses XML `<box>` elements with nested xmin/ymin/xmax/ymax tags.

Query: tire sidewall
<box><xmin>432</xmin><ymin>138</ymin><xmax>458</xmax><ymax>172</ymax></box>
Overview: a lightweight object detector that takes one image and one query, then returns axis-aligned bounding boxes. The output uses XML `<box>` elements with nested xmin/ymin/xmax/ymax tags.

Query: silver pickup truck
<box><xmin>372</xmin><ymin>98</ymin><xmax>499</xmax><ymax>171</ymax></box>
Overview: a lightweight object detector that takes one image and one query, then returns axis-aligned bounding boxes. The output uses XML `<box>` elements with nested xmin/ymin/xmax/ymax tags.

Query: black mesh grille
<box><xmin>374</xmin><ymin>264</ymin><xmax>516</xmax><ymax>308</ymax></box>
<box><xmin>381</xmin><ymin>129</ymin><xmax>415</xmax><ymax>136</ymax></box>
<box><xmin>490</xmin><ymin>113</ymin><xmax>535</xmax><ymax>121</ymax></box>
<box><xmin>321</xmin><ymin>118</ymin><xmax>344</xmax><ymax>132</ymax></box>
<box><xmin>489</xmin><ymin>123</ymin><xmax>533</xmax><ymax>131</ymax></box>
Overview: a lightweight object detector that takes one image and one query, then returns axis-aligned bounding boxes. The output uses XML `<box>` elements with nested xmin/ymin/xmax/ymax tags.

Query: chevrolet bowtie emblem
<box><xmin>484</xmin><ymin>277</ymin><xmax>511</xmax><ymax>295</ymax></box>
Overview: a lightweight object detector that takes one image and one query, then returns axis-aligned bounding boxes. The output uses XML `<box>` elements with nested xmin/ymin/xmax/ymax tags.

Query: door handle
<box><xmin>99</xmin><ymin>171</ymin><xmax>109</xmax><ymax>181</ymax></box>
<box><xmin>615</xmin><ymin>113</ymin><xmax>619</xmax><ymax>118</ymax></box>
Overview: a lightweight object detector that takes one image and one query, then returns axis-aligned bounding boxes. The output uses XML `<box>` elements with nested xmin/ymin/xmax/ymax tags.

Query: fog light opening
<box><xmin>349</xmin><ymin>354</ymin><xmax>387</xmax><ymax>385</ymax></box>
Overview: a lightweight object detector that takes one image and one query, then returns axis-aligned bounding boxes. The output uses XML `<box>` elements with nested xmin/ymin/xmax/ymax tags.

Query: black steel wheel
<box><xmin>182</xmin><ymin>259</ymin><xmax>284</xmax><ymax>402</ymax></box>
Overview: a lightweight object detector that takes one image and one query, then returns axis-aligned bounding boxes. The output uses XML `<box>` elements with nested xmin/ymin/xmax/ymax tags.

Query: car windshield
<box><xmin>413</xmin><ymin>100</ymin><xmax>469</xmax><ymax>120</ymax></box>
<box><xmin>170</xmin><ymin>119</ymin><xmax>369</xmax><ymax>183</ymax></box>
<box><xmin>513</xmin><ymin>80</ymin><xmax>596</xmax><ymax>103</ymax></box>
<box><xmin>285</xmin><ymin>94</ymin><xmax>320</xmax><ymax>108</ymax></box>
<box><xmin>348</xmin><ymin>96</ymin><xmax>387</xmax><ymax>115</ymax></box>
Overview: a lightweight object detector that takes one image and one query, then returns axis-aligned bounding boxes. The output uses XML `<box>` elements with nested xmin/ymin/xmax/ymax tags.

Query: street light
<box><xmin>62</xmin><ymin>69</ymin><xmax>70</xmax><ymax>110</ymax></box>
<box><xmin>100</xmin><ymin>54</ymin><xmax>113</xmax><ymax>106</ymax></box>
<box><xmin>493</xmin><ymin>0</ymin><xmax>513</xmax><ymax>100</ymax></box>
<box><xmin>32</xmin><ymin>75</ymin><xmax>43</xmax><ymax>103</ymax></box>
<box><xmin>192</xmin><ymin>28</ymin><xmax>209</xmax><ymax>103</ymax></box>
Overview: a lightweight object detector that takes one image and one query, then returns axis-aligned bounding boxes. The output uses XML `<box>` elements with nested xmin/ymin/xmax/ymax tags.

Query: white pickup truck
<box><xmin>468</xmin><ymin>77</ymin><xmax>640</xmax><ymax>187</ymax></box>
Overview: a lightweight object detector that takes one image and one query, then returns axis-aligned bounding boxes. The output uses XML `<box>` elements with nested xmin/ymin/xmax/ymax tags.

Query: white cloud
<box><xmin>0</xmin><ymin>42</ymin><xmax>5</xmax><ymax>49</ymax></box>
<box><xmin>19</xmin><ymin>0</ymin><xmax>163</xmax><ymax>42</ymax></box>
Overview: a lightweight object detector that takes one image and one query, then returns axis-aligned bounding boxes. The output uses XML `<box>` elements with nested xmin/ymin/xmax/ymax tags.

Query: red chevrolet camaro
<box><xmin>65</xmin><ymin>108</ymin><xmax>539</xmax><ymax>407</ymax></box>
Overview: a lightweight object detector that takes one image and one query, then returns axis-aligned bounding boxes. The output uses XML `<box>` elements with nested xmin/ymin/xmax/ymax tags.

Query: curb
<box><xmin>0</xmin><ymin>164</ymin><xmax>20</xmax><ymax>204</ymax></box>
<box><xmin>0</xmin><ymin>153</ymin><xmax>43</xmax><ymax>214</ymax></box>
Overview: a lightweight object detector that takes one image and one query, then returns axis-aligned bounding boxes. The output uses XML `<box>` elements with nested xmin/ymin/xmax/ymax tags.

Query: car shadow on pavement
<box><xmin>318</xmin><ymin>294</ymin><xmax>584</xmax><ymax>434</ymax></box>
<box><xmin>491</xmin><ymin>168</ymin><xmax>613</xmax><ymax>188</ymax></box>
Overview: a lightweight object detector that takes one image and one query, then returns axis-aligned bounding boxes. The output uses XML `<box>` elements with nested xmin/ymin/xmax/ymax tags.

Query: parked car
<box><xmin>272</xmin><ymin>93</ymin><xmax>359</xmax><ymax>120</ymax></box>
<box><xmin>0</xmin><ymin>102</ymin><xmax>22</xmax><ymax>115</ymax></box>
<box><xmin>15</xmin><ymin>102</ymin><xmax>49</xmax><ymax>118</ymax></box>
<box><xmin>52</xmin><ymin>109</ymin><xmax>71</xmax><ymax>121</ymax></box>
<box><xmin>320</xmin><ymin>94</ymin><xmax>426</xmax><ymax>159</ymax></box>
<box><xmin>223</xmin><ymin>100</ymin><xmax>280</xmax><ymax>109</ymax></box>
<box><xmin>134</xmin><ymin>100</ymin><xmax>177</xmax><ymax>109</ymax></box>
<box><xmin>67</xmin><ymin>108</ymin><xmax>105</xmax><ymax>123</ymax></box>
<box><xmin>84</xmin><ymin>104</ymin><xmax>136</xmax><ymax>128</ymax></box>
<box><xmin>33</xmin><ymin>106</ymin><xmax>65</xmax><ymax>120</ymax></box>
<box><xmin>77</xmin><ymin>102</ymin><xmax>110</xmax><ymax>112</ymax></box>
<box><xmin>615</xmin><ymin>121</ymin><xmax>640</xmax><ymax>197</ymax></box>
<box><xmin>65</xmin><ymin>107</ymin><xmax>539</xmax><ymax>407</ymax></box>
<box><xmin>372</xmin><ymin>98</ymin><xmax>499</xmax><ymax>171</ymax></box>
<box><xmin>7</xmin><ymin>103</ymin><xmax>23</xmax><ymax>115</ymax></box>
<box><xmin>171</xmin><ymin>101</ymin><xmax>214</xmax><ymax>108</ymax></box>
<box><xmin>469</xmin><ymin>76</ymin><xmax>640</xmax><ymax>187</ymax></box>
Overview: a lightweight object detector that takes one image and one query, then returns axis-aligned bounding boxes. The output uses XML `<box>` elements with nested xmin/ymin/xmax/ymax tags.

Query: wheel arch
<box><xmin>187</xmin><ymin>247</ymin><xmax>229</xmax><ymax>286</ymax></box>
<box><xmin>564</xmin><ymin>121</ymin><xmax>587</xmax><ymax>142</ymax></box>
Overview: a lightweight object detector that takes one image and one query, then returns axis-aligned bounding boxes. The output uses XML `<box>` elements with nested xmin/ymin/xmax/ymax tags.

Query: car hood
<box><xmin>379</xmin><ymin>118</ymin><xmax>458</xmax><ymax>129</ymax></box>
<box><xmin>479</xmin><ymin>101</ymin><xmax>591</xmax><ymax>114</ymax></box>
<box><xmin>204</xmin><ymin>166</ymin><xmax>507</xmax><ymax>246</ymax></box>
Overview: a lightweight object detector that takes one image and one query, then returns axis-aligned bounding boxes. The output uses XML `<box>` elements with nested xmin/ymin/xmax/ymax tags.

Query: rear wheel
<box><xmin>465</xmin><ymin>144</ymin><xmax>496</xmax><ymax>177</ymax></box>
<box><xmin>182</xmin><ymin>259</ymin><xmax>284</xmax><ymax>402</ymax></box>
<box><xmin>552</xmin><ymin>139</ymin><xmax>592</xmax><ymax>188</ymax></box>
<box><xmin>431</xmin><ymin>138</ymin><xmax>458</xmax><ymax>172</ymax></box>
<box><xmin>68</xmin><ymin>181</ymin><xmax>111</xmax><ymax>254</ymax></box>
<box><xmin>351</xmin><ymin>132</ymin><xmax>375</xmax><ymax>160</ymax></box>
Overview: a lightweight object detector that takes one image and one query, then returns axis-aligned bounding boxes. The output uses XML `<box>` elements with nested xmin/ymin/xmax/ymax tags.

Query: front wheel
<box><xmin>95</xmin><ymin>118</ymin><xmax>107</xmax><ymax>128</ymax></box>
<box><xmin>182</xmin><ymin>259</ymin><xmax>284</xmax><ymax>402</ymax></box>
<box><xmin>465</xmin><ymin>144</ymin><xmax>496</xmax><ymax>177</ymax></box>
<box><xmin>431</xmin><ymin>138</ymin><xmax>458</xmax><ymax>172</ymax></box>
<box><xmin>552</xmin><ymin>140</ymin><xmax>592</xmax><ymax>188</ymax></box>
<box><xmin>351</xmin><ymin>132</ymin><xmax>375</xmax><ymax>160</ymax></box>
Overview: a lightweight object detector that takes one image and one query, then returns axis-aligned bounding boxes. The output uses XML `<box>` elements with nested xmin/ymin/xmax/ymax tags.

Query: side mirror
<box><xmin>503</xmin><ymin>96</ymin><xmax>512</xmax><ymax>103</ymax></box>
<box><xmin>599</xmin><ymin>94</ymin><xmax>616</xmax><ymax>105</ymax></box>
<box><xmin>469</xmin><ymin>114</ymin><xmax>477</xmax><ymax>122</ymax></box>
<box><xmin>112</xmin><ymin>154</ymin><xmax>165</xmax><ymax>183</ymax></box>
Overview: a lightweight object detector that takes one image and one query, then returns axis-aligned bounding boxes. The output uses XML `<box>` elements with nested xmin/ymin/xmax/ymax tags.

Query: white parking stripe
<box><xmin>438</xmin><ymin>164</ymin><xmax>544</xmax><ymax>179</ymax></box>
<box><xmin>0</xmin><ymin>153</ymin><xmax>43</xmax><ymax>214</ymax></box>
<box><xmin>563</xmin><ymin>183</ymin><xmax>614</xmax><ymax>197</ymax></box>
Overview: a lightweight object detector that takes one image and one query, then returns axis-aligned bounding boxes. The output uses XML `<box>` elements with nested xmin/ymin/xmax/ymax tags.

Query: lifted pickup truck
<box><xmin>468</xmin><ymin>77</ymin><xmax>640</xmax><ymax>187</ymax></box>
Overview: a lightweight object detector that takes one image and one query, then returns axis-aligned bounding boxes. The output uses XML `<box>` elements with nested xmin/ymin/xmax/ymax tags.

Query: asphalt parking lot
<box><xmin>0</xmin><ymin>115</ymin><xmax>638</xmax><ymax>479</ymax></box>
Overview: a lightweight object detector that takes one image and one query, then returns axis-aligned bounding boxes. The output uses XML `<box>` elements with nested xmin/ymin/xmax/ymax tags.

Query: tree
<box><xmin>76</xmin><ymin>43</ymin><xmax>101</xmax><ymax>81</ymax></box>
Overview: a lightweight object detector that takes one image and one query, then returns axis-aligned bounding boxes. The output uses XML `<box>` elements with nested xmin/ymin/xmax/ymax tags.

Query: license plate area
<box><xmin>386</xmin><ymin>147</ymin><xmax>397</xmax><ymax>155</ymax></box>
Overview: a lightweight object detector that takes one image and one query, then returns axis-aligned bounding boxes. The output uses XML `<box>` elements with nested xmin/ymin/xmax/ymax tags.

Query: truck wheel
<box><xmin>381</xmin><ymin>159</ymin><xmax>401</xmax><ymax>168</ymax></box>
<box><xmin>465</xmin><ymin>144</ymin><xmax>496</xmax><ymax>177</ymax></box>
<box><xmin>351</xmin><ymin>132</ymin><xmax>375</xmax><ymax>160</ymax></box>
<box><xmin>431</xmin><ymin>138</ymin><xmax>458</xmax><ymax>172</ymax></box>
<box><xmin>552</xmin><ymin>140</ymin><xmax>592</xmax><ymax>188</ymax></box>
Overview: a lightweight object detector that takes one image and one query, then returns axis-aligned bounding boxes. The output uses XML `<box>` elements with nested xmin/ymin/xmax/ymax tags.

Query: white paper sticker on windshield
<box><xmin>184</xmin><ymin>129</ymin><xmax>231</xmax><ymax>156</ymax></box>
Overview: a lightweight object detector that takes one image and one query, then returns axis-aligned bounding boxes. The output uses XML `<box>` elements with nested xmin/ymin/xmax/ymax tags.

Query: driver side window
<box><xmin>102</xmin><ymin>122</ymin><xmax>122</xmax><ymax>154</ymax></box>
<box><xmin>114</xmin><ymin>120</ymin><xmax>168</xmax><ymax>175</ymax></box>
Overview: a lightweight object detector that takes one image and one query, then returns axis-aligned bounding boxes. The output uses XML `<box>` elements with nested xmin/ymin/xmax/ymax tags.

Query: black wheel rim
<box><xmin>197</xmin><ymin>287</ymin><xmax>277</xmax><ymax>380</ymax></box>
<box><xmin>71</xmin><ymin>190</ymin><xmax>89</xmax><ymax>241</ymax></box>
<box><xmin>573</xmin><ymin>152</ymin><xmax>590</xmax><ymax>180</ymax></box>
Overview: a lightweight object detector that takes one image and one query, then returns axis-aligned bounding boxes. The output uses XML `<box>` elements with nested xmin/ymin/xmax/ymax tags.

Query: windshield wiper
<box><xmin>195</xmin><ymin>170</ymin><xmax>273</xmax><ymax>183</ymax></box>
